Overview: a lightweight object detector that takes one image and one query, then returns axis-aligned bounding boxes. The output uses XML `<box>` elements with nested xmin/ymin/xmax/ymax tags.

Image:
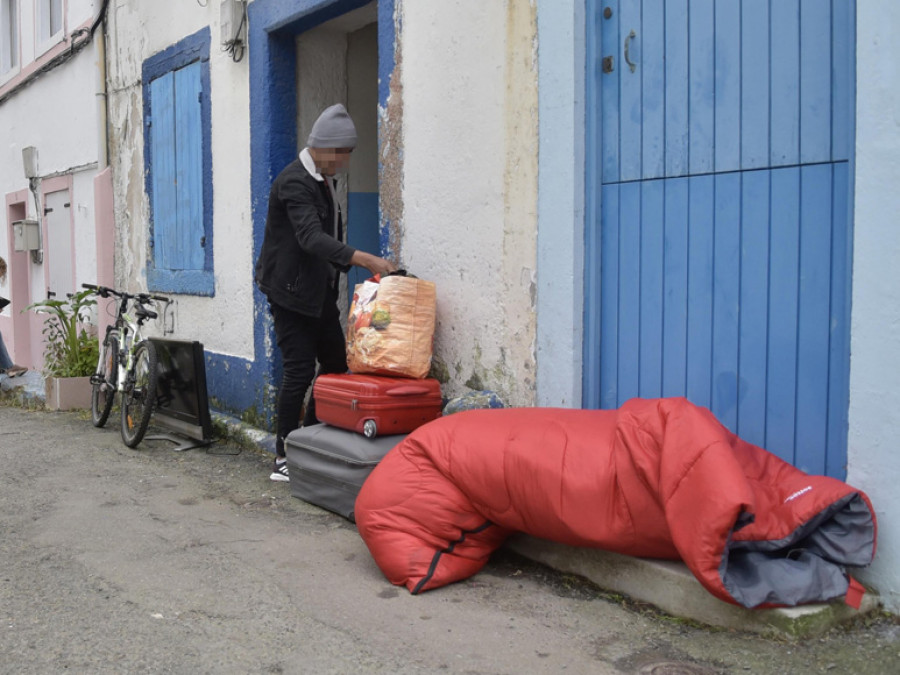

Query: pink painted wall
<box><xmin>3</xmin><ymin>191</ymin><xmax>32</xmax><ymax>366</ymax></box>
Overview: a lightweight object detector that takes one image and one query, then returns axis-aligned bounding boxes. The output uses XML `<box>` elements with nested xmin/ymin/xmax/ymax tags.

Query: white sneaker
<box><xmin>270</xmin><ymin>459</ymin><xmax>290</xmax><ymax>482</ymax></box>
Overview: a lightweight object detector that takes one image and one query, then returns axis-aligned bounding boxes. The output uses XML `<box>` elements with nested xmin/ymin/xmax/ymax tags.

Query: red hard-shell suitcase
<box><xmin>313</xmin><ymin>373</ymin><xmax>442</xmax><ymax>438</ymax></box>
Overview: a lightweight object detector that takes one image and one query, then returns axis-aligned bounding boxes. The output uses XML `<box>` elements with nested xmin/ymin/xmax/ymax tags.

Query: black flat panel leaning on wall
<box><xmin>151</xmin><ymin>338</ymin><xmax>213</xmax><ymax>443</ymax></box>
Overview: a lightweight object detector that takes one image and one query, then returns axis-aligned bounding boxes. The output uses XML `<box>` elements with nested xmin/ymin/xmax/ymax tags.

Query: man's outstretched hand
<box><xmin>351</xmin><ymin>251</ymin><xmax>398</xmax><ymax>277</ymax></box>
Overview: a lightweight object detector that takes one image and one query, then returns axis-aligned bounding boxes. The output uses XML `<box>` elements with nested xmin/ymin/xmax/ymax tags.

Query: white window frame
<box><xmin>36</xmin><ymin>0</ymin><xmax>64</xmax><ymax>55</ymax></box>
<box><xmin>0</xmin><ymin>0</ymin><xmax>19</xmax><ymax>81</ymax></box>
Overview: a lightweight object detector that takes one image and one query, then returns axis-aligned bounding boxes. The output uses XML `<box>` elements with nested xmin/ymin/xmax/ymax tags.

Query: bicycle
<box><xmin>83</xmin><ymin>283</ymin><xmax>170</xmax><ymax>448</ymax></box>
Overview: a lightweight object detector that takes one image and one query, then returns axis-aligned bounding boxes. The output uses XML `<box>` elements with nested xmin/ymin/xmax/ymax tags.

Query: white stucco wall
<box><xmin>847</xmin><ymin>3</ymin><xmax>900</xmax><ymax>613</ymax></box>
<box><xmin>1</xmin><ymin>0</ymin><xmax>102</xmax><ymax>353</ymax></box>
<box><xmin>400</xmin><ymin>0</ymin><xmax>539</xmax><ymax>405</ymax></box>
<box><xmin>105</xmin><ymin>1</ymin><xmax>254</xmax><ymax>359</ymax></box>
<box><xmin>0</xmin><ymin>53</ymin><xmax>100</xmax><ymax>189</ymax></box>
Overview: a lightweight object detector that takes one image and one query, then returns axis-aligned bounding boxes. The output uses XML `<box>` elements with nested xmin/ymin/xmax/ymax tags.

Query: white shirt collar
<box><xmin>299</xmin><ymin>148</ymin><xmax>324</xmax><ymax>182</ymax></box>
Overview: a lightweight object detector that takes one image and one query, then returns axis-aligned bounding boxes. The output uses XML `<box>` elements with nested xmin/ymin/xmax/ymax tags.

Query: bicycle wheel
<box><xmin>121</xmin><ymin>340</ymin><xmax>159</xmax><ymax>448</ymax></box>
<box><xmin>90</xmin><ymin>333</ymin><xmax>118</xmax><ymax>427</ymax></box>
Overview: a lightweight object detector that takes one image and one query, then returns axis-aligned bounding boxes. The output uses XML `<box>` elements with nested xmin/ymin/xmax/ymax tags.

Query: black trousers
<box><xmin>270</xmin><ymin>291</ymin><xmax>347</xmax><ymax>457</ymax></box>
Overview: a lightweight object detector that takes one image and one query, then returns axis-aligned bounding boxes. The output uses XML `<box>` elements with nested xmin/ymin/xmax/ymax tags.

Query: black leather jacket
<box><xmin>254</xmin><ymin>158</ymin><xmax>355</xmax><ymax>316</ymax></box>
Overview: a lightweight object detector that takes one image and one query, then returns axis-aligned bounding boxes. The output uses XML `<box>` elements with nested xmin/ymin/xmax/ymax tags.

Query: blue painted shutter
<box><xmin>589</xmin><ymin>0</ymin><xmax>853</xmax><ymax>477</ymax></box>
<box><xmin>150</xmin><ymin>61</ymin><xmax>204</xmax><ymax>272</ymax></box>
<box><xmin>174</xmin><ymin>62</ymin><xmax>205</xmax><ymax>270</ymax></box>
<box><xmin>149</xmin><ymin>72</ymin><xmax>177</xmax><ymax>271</ymax></box>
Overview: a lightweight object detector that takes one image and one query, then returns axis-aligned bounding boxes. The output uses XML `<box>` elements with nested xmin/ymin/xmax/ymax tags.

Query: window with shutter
<box><xmin>1</xmin><ymin>0</ymin><xmax>18</xmax><ymax>78</ymax></box>
<box><xmin>36</xmin><ymin>0</ymin><xmax>62</xmax><ymax>51</ymax></box>
<box><xmin>143</xmin><ymin>28</ymin><xmax>214</xmax><ymax>296</ymax></box>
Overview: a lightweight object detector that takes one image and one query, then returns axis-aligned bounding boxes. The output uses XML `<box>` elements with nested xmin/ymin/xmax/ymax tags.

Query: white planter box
<box><xmin>45</xmin><ymin>376</ymin><xmax>92</xmax><ymax>411</ymax></box>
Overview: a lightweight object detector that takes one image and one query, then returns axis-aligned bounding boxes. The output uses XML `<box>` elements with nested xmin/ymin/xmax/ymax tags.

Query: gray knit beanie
<box><xmin>307</xmin><ymin>103</ymin><xmax>357</xmax><ymax>149</ymax></box>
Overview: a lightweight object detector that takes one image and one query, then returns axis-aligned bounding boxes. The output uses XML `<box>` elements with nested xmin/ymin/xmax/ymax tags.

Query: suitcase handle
<box><xmin>385</xmin><ymin>385</ymin><xmax>432</xmax><ymax>396</ymax></box>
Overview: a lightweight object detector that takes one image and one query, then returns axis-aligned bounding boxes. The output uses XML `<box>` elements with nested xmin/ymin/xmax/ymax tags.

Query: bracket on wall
<box><xmin>21</xmin><ymin>147</ymin><xmax>44</xmax><ymax>264</ymax></box>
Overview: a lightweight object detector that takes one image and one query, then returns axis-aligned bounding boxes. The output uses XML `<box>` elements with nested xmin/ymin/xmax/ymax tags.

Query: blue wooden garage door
<box><xmin>584</xmin><ymin>0</ymin><xmax>854</xmax><ymax>477</ymax></box>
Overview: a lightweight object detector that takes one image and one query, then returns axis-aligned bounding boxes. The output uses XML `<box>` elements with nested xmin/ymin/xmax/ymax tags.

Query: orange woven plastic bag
<box><xmin>346</xmin><ymin>273</ymin><xmax>436</xmax><ymax>379</ymax></box>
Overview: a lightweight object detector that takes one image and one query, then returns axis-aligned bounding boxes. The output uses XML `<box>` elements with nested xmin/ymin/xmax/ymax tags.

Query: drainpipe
<box><xmin>90</xmin><ymin>0</ymin><xmax>114</xmax><ymax>335</ymax></box>
<box><xmin>94</xmin><ymin>27</ymin><xmax>108</xmax><ymax>168</ymax></box>
<box><xmin>27</xmin><ymin>179</ymin><xmax>42</xmax><ymax>266</ymax></box>
<box><xmin>92</xmin><ymin>0</ymin><xmax>110</xmax><ymax>169</ymax></box>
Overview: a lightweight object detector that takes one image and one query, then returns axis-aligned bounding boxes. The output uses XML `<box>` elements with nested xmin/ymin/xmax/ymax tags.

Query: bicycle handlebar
<box><xmin>81</xmin><ymin>283</ymin><xmax>170</xmax><ymax>305</ymax></box>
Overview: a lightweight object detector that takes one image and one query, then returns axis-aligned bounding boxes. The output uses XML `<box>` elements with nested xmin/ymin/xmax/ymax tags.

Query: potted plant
<box><xmin>27</xmin><ymin>288</ymin><xmax>100</xmax><ymax>410</ymax></box>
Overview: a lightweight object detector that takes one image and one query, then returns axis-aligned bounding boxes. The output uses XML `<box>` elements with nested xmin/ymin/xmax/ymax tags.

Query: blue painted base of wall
<box><xmin>204</xmin><ymin>285</ymin><xmax>279</xmax><ymax>425</ymax></box>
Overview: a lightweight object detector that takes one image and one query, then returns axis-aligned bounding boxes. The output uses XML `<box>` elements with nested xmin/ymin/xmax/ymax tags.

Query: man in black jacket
<box><xmin>255</xmin><ymin>103</ymin><xmax>396</xmax><ymax>481</ymax></box>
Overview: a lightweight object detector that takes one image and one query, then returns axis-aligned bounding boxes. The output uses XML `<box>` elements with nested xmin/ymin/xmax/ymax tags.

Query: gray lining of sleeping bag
<box><xmin>719</xmin><ymin>493</ymin><xmax>874</xmax><ymax>608</ymax></box>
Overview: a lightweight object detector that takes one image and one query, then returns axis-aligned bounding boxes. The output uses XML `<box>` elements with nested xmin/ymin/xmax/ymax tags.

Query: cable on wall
<box><xmin>222</xmin><ymin>1</ymin><xmax>248</xmax><ymax>63</ymax></box>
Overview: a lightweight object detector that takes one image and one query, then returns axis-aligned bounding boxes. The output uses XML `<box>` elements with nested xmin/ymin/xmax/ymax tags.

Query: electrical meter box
<box><xmin>12</xmin><ymin>219</ymin><xmax>40</xmax><ymax>252</ymax></box>
<box><xmin>220</xmin><ymin>0</ymin><xmax>246</xmax><ymax>45</ymax></box>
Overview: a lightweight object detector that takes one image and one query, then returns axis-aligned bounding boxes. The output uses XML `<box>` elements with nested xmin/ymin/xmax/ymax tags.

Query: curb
<box><xmin>210</xmin><ymin>410</ymin><xmax>277</xmax><ymax>455</ymax></box>
<box><xmin>506</xmin><ymin>534</ymin><xmax>880</xmax><ymax>638</ymax></box>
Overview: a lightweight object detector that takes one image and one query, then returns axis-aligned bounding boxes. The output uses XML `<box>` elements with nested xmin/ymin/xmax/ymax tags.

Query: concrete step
<box><xmin>0</xmin><ymin>370</ymin><xmax>45</xmax><ymax>407</ymax></box>
<box><xmin>505</xmin><ymin>533</ymin><xmax>879</xmax><ymax>638</ymax></box>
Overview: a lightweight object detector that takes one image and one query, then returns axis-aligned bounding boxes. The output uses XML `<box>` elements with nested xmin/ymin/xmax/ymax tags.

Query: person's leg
<box><xmin>302</xmin><ymin>288</ymin><xmax>349</xmax><ymax>426</ymax></box>
<box><xmin>270</xmin><ymin>303</ymin><xmax>320</xmax><ymax>459</ymax></box>
<box><xmin>0</xmin><ymin>332</ymin><xmax>13</xmax><ymax>372</ymax></box>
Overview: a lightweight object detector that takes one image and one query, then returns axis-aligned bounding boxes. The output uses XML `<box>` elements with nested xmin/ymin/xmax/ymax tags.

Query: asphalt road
<box><xmin>1</xmin><ymin>405</ymin><xmax>899</xmax><ymax>674</ymax></box>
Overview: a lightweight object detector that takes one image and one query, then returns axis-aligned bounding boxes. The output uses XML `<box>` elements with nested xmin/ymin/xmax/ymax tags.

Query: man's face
<box><xmin>311</xmin><ymin>147</ymin><xmax>353</xmax><ymax>176</ymax></box>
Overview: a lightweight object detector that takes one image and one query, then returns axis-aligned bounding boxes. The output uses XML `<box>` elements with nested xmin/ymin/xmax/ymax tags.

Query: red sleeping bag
<box><xmin>355</xmin><ymin>398</ymin><xmax>876</xmax><ymax>607</ymax></box>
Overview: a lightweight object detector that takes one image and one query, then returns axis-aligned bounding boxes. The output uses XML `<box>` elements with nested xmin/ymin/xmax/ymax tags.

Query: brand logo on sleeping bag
<box><xmin>784</xmin><ymin>485</ymin><xmax>813</xmax><ymax>504</ymax></box>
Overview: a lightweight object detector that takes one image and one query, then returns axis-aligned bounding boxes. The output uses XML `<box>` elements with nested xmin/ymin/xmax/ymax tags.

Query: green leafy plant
<box><xmin>26</xmin><ymin>288</ymin><xmax>100</xmax><ymax>378</ymax></box>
